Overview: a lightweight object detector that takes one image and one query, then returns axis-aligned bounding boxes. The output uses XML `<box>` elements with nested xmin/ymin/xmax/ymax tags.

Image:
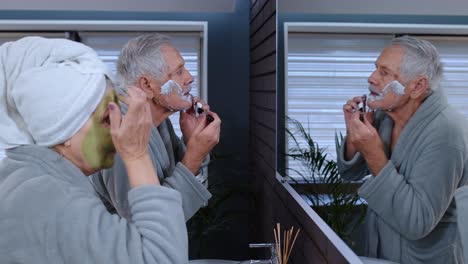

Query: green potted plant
<box><xmin>283</xmin><ymin>117</ymin><xmax>366</xmax><ymax>249</ymax></box>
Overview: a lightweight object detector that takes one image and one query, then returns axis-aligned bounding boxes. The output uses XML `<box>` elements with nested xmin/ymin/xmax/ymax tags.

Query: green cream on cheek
<box><xmin>82</xmin><ymin>121</ymin><xmax>115</xmax><ymax>169</ymax></box>
<box><xmin>82</xmin><ymin>90</ymin><xmax>118</xmax><ymax>170</ymax></box>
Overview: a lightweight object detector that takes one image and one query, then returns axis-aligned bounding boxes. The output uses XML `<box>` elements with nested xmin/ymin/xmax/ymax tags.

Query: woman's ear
<box><xmin>410</xmin><ymin>77</ymin><xmax>429</xmax><ymax>99</ymax></box>
<box><xmin>63</xmin><ymin>140</ymin><xmax>72</xmax><ymax>147</ymax></box>
<box><xmin>52</xmin><ymin>141</ymin><xmax>70</xmax><ymax>158</ymax></box>
<box><xmin>137</xmin><ymin>76</ymin><xmax>155</xmax><ymax>99</ymax></box>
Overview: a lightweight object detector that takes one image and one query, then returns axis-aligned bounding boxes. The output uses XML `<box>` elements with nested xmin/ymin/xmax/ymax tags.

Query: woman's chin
<box><xmin>91</xmin><ymin>153</ymin><xmax>116</xmax><ymax>172</ymax></box>
<box><xmin>102</xmin><ymin>153</ymin><xmax>116</xmax><ymax>168</ymax></box>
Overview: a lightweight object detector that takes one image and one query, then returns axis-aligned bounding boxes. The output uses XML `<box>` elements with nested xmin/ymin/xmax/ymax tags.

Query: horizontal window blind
<box><xmin>418</xmin><ymin>36</ymin><xmax>468</xmax><ymax>118</ymax></box>
<box><xmin>286</xmin><ymin>34</ymin><xmax>392</xmax><ymax>179</ymax></box>
<box><xmin>286</xmin><ymin>33</ymin><xmax>468</xmax><ymax>180</ymax></box>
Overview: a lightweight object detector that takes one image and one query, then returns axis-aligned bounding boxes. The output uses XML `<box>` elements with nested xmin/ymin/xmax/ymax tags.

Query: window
<box><xmin>285</xmin><ymin>23</ymin><xmax>468</xmax><ymax>180</ymax></box>
<box><xmin>0</xmin><ymin>20</ymin><xmax>207</xmax><ymax>160</ymax></box>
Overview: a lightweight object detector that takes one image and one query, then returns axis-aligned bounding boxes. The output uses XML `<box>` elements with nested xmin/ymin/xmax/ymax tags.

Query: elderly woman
<box><xmin>0</xmin><ymin>37</ymin><xmax>187</xmax><ymax>263</ymax></box>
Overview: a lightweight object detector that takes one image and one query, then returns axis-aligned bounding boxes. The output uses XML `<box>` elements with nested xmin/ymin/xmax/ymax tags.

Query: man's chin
<box><xmin>167</xmin><ymin>102</ymin><xmax>192</xmax><ymax>112</ymax></box>
<box><xmin>367</xmin><ymin>98</ymin><xmax>387</xmax><ymax>110</ymax></box>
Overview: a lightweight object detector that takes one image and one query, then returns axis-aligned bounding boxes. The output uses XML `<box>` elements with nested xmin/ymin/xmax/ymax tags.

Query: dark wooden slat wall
<box><xmin>249</xmin><ymin>1</ymin><xmax>278</xmax><ymax>258</ymax></box>
<box><xmin>249</xmin><ymin>1</ymin><xmax>350</xmax><ymax>262</ymax></box>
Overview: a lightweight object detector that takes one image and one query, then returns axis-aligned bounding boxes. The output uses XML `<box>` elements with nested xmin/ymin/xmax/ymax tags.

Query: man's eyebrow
<box><xmin>169</xmin><ymin>63</ymin><xmax>184</xmax><ymax>75</ymax></box>
<box><xmin>377</xmin><ymin>64</ymin><xmax>394</xmax><ymax>72</ymax></box>
<box><xmin>175</xmin><ymin>62</ymin><xmax>184</xmax><ymax>69</ymax></box>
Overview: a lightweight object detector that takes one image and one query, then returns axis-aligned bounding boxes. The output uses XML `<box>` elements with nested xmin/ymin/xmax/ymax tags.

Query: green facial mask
<box><xmin>82</xmin><ymin>88</ymin><xmax>119</xmax><ymax>170</ymax></box>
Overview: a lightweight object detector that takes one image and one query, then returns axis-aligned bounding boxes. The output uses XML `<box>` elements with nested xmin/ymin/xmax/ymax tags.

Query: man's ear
<box><xmin>410</xmin><ymin>77</ymin><xmax>429</xmax><ymax>99</ymax></box>
<box><xmin>137</xmin><ymin>76</ymin><xmax>155</xmax><ymax>99</ymax></box>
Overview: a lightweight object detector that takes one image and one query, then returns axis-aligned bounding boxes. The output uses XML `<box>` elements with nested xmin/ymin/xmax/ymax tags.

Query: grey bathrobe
<box><xmin>0</xmin><ymin>145</ymin><xmax>188</xmax><ymax>264</ymax></box>
<box><xmin>91</xmin><ymin>114</ymin><xmax>212</xmax><ymax>221</ymax></box>
<box><xmin>338</xmin><ymin>89</ymin><xmax>468</xmax><ymax>263</ymax></box>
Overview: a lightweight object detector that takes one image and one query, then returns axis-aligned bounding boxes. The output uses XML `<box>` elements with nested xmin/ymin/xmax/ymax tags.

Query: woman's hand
<box><xmin>109</xmin><ymin>86</ymin><xmax>158</xmax><ymax>187</ymax></box>
<box><xmin>109</xmin><ymin>86</ymin><xmax>152</xmax><ymax>162</ymax></box>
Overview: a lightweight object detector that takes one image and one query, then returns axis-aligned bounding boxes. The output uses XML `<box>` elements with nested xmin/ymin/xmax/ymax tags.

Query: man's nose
<box><xmin>186</xmin><ymin>71</ymin><xmax>194</xmax><ymax>86</ymax></box>
<box><xmin>183</xmin><ymin>72</ymin><xmax>194</xmax><ymax>93</ymax></box>
<box><xmin>368</xmin><ymin>70</ymin><xmax>378</xmax><ymax>86</ymax></box>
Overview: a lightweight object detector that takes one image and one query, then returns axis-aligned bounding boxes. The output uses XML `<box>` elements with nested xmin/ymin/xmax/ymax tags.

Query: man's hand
<box><xmin>346</xmin><ymin>110</ymin><xmax>387</xmax><ymax>176</ymax></box>
<box><xmin>343</xmin><ymin>96</ymin><xmax>368</xmax><ymax>160</ymax></box>
<box><xmin>181</xmin><ymin>110</ymin><xmax>221</xmax><ymax>175</ymax></box>
<box><xmin>180</xmin><ymin>97</ymin><xmax>210</xmax><ymax>144</ymax></box>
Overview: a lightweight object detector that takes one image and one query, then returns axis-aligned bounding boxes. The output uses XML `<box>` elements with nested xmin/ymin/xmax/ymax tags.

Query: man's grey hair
<box><xmin>390</xmin><ymin>35</ymin><xmax>443</xmax><ymax>92</ymax></box>
<box><xmin>116</xmin><ymin>33</ymin><xmax>172</xmax><ymax>88</ymax></box>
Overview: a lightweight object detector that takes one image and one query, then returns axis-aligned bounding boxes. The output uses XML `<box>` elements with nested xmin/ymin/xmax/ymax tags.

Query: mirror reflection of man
<box><xmin>338</xmin><ymin>36</ymin><xmax>468</xmax><ymax>263</ymax></box>
<box><xmin>91</xmin><ymin>34</ymin><xmax>221</xmax><ymax>221</ymax></box>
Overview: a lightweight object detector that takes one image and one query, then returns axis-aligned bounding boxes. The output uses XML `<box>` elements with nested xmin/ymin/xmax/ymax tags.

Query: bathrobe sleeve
<box><xmin>336</xmin><ymin>137</ymin><xmax>370</xmax><ymax>181</ymax></box>
<box><xmin>172</xmin><ymin>128</ymin><xmax>210</xmax><ymax>188</ymax></box>
<box><xmin>358</xmin><ymin>141</ymin><xmax>465</xmax><ymax>240</ymax></box>
<box><xmin>55</xmin><ymin>185</ymin><xmax>188</xmax><ymax>264</ymax></box>
<box><xmin>337</xmin><ymin>111</ymin><xmax>388</xmax><ymax>181</ymax></box>
<box><xmin>90</xmin><ymin>122</ymin><xmax>211</xmax><ymax>221</ymax></box>
<box><xmin>149</xmin><ymin>119</ymin><xmax>211</xmax><ymax>219</ymax></box>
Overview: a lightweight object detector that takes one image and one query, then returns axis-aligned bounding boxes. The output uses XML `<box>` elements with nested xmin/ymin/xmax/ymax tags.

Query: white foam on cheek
<box><xmin>160</xmin><ymin>80</ymin><xmax>182</xmax><ymax>95</ymax></box>
<box><xmin>368</xmin><ymin>80</ymin><xmax>405</xmax><ymax>103</ymax></box>
<box><xmin>368</xmin><ymin>94</ymin><xmax>383</xmax><ymax>103</ymax></box>
<box><xmin>384</xmin><ymin>80</ymin><xmax>405</xmax><ymax>95</ymax></box>
<box><xmin>159</xmin><ymin>80</ymin><xmax>192</xmax><ymax>110</ymax></box>
<box><xmin>181</xmin><ymin>94</ymin><xmax>192</xmax><ymax>103</ymax></box>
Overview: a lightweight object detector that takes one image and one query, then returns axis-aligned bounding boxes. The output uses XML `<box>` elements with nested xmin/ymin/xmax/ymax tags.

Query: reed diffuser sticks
<box><xmin>273</xmin><ymin>223</ymin><xmax>300</xmax><ymax>264</ymax></box>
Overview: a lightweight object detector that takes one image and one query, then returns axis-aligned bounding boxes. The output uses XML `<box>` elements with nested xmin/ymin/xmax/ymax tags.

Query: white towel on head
<box><xmin>0</xmin><ymin>36</ymin><xmax>110</xmax><ymax>148</ymax></box>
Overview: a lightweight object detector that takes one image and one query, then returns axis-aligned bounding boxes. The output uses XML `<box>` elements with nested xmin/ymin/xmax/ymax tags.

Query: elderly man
<box><xmin>338</xmin><ymin>36</ymin><xmax>468</xmax><ymax>263</ymax></box>
<box><xmin>91</xmin><ymin>33</ymin><xmax>221</xmax><ymax>221</ymax></box>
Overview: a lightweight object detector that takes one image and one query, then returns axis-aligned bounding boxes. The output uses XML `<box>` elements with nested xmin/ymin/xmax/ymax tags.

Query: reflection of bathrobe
<box><xmin>338</xmin><ymin>89</ymin><xmax>468</xmax><ymax>263</ymax></box>
<box><xmin>0</xmin><ymin>145</ymin><xmax>188</xmax><ymax>264</ymax></box>
<box><xmin>91</xmin><ymin>106</ymin><xmax>211</xmax><ymax>221</ymax></box>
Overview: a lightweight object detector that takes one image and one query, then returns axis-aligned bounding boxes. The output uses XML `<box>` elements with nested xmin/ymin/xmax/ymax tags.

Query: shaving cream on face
<box><xmin>158</xmin><ymin>80</ymin><xmax>193</xmax><ymax>111</ymax></box>
<box><xmin>368</xmin><ymin>80</ymin><xmax>405</xmax><ymax>103</ymax></box>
